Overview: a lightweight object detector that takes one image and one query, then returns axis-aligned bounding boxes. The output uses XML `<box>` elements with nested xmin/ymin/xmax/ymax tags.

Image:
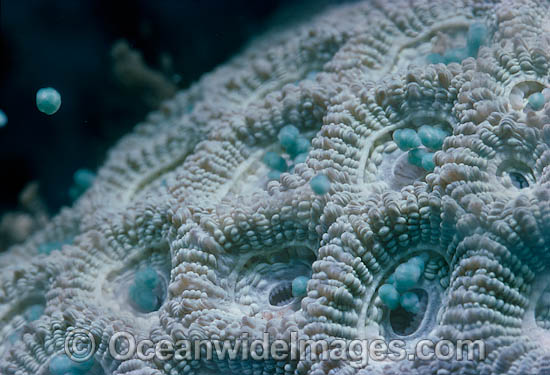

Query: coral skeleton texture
<box><xmin>2</xmin><ymin>0</ymin><xmax>550</xmax><ymax>374</ymax></box>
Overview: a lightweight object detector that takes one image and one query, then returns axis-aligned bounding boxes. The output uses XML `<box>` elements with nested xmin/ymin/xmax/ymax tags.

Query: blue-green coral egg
<box><xmin>400</xmin><ymin>291</ymin><xmax>421</xmax><ymax>314</ymax></box>
<box><xmin>129</xmin><ymin>286</ymin><xmax>158</xmax><ymax>312</ymax></box>
<box><xmin>69</xmin><ymin>169</ymin><xmax>96</xmax><ymax>201</ymax></box>
<box><xmin>24</xmin><ymin>304</ymin><xmax>44</xmax><ymax>321</ymax></box>
<box><xmin>409</xmin><ymin>255</ymin><xmax>428</xmax><ymax>273</ymax></box>
<box><xmin>48</xmin><ymin>354</ymin><xmax>94</xmax><ymax>375</ymax></box>
<box><xmin>306</xmin><ymin>71</ymin><xmax>318</xmax><ymax>80</ymax></box>
<box><xmin>38</xmin><ymin>241</ymin><xmax>63</xmax><ymax>255</ymax></box>
<box><xmin>427</xmin><ymin>53</ymin><xmax>444</xmax><ymax>64</ymax></box>
<box><xmin>36</xmin><ymin>87</ymin><xmax>61</xmax><ymax>115</ymax></box>
<box><xmin>135</xmin><ymin>266</ymin><xmax>158</xmax><ymax>289</ymax></box>
<box><xmin>292</xmin><ymin>276</ymin><xmax>309</xmax><ymax>297</ymax></box>
<box><xmin>129</xmin><ymin>267</ymin><xmax>162</xmax><ymax>313</ymax></box>
<box><xmin>278</xmin><ymin>125</ymin><xmax>300</xmax><ymax>150</ymax></box>
<box><xmin>310</xmin><ymin>174</ymin><xmax>331</xmax><ymax>195</ymax></box>
<box><xmin>394</xmin><ymin>263</ymin><xmax>422</xmax><ymax>292</ymax></box>
<box><xmin>392</xmin><ymin>129</ymin><xmax>421</xmax><ymax>151</ymax></box>
<box><xmin>8</xmin><ymin>332</ymin><xmax>19</xmax><ymax>344</ymax></box>
<box><xmin>407</xmin><ymin>147</ymin><xmax>428</xmax><ymax>168</ymax></box>
<box><xmin>528</xmin><ymin>92</ymin><xmax>545</xmax><ymax>111</ymax></box>
<box><xmin>421</xmin><ymin>152</ymin><xmax>436</xmax><ymax>172</ymax></box>
<box><xmin>267</xmin><ymin>170</ymin><xmax>282</xmax><ymax>180</ymax></box>
<box><xmin>418</xmin><ymin>126</ymin><xmax>448</xmax><ymax>150</ymax></box>
<box><xmin>49</xmin><ymin>355</ymin><xmax>73</xmax><ymax>375</ymax></box>
<box><xmin>467</xmin><ymin>22</ymin><xmax>488</xmax><ymax>56</ymax></box>
<box><xmin>379</xmin><ymin>284</ymin><xmax>400</xmax><ymax>310</ymax></box>
<box><xmin>0</xmin><ymin>109</ymin><xmax>7</xmax><ymax>127</ymax></box>
<box><xmin>293</xmin><ymin>152</ymin><xmax>308</xmax><ymax>165</ymax></box>
<box><xmin>74</xmin><ymin>169</ymin><xmax>95</xmax><ymax>189</ymax></box>
<box><xmin>287</xmin><ymin>136</ymin><xmax>310</xmax><ymax>157</ymax></box>
<box><xmin>263</xmin><ymin>151</ymin><xmax>287</xmax><ymax>172</ymax></box>
<box><xmin>443</xmin><ymin>47</ymin><xmax>469</xmax><ymax>64</ymax></box>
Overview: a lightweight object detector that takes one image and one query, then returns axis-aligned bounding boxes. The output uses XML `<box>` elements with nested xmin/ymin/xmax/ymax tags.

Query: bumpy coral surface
<box><xmin>3</xmin><ymin>0</ymin><xmax>550</xmax><ymax>374</ymax></box>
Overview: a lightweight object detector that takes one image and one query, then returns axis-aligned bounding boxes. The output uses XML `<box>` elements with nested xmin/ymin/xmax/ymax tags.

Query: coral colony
<box><xmin>3</xmin><ymin>1</ymin><xmax>550</xmax><ymax>375</ymax></box>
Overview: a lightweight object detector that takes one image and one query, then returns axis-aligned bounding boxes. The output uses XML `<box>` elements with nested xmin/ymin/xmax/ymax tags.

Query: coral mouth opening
<box><xmin>389</xmin><ymin>289</ymin><xmax>428</xmax><ymax>336</ymax></box>
<box><xmin>269</xmin><ymin>281</ymin><xmax>295</xmax><ymax>307</ymax></box>
<box><xmin>508</xmin><ymin>172</ymin><xmax>529</xmax><ymax>189</ymax></box>
<box><xmin>535</xmin><ymin>286</ymin><xmax>550</xmax><ymax>330</ymax></box>
<box><xmin>496</xmin><ymin>160</ymin><xmax>535</xmax><ymax>189</ymax></box>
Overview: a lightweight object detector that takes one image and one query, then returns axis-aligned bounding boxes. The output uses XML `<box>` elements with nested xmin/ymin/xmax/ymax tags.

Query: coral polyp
<box><xmin>3</xmin><ymin>0</ymin><xmax>550</xmax><ymax>375</ymax></box>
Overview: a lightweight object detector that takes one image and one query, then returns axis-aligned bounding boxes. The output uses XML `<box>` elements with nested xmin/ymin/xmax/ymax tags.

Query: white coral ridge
<box><xmin>3</xmin><ymin>0</ymin><xmax>550</xmax><ymax>374</ymax></box>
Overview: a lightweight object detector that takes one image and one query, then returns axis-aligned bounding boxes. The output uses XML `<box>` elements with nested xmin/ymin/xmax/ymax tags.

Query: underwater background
<box><xmin>0</xmin><ymin>0</ymin><xmax>344</xmax><ymax>248</ymax></box>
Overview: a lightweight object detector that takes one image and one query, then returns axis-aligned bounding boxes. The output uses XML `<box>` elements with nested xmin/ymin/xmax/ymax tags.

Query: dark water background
<box><xmin>0</xmin><ymin>0</ymin><xmax>307</xmax><ymax>215</ymax></box>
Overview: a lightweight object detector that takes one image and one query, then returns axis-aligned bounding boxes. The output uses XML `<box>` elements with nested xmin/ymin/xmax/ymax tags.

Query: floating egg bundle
<box><xmin>427</xmin><ymin>22</ymin><xmax>488</xmax><ymax>65</ymax></box>
<box><xmin>263</xmin><ymin>125</ymin><xmax>311</xmax><ymax>181</ymax></box>
<box><xmin>392</xmin><ymin>125</ymin><xmax>449</xmax><ymax>171</ymax></box>
<box><xmin>379</xmin><ymin>254</ymin><xmax>429</xmax><ymax>313</ymax></box>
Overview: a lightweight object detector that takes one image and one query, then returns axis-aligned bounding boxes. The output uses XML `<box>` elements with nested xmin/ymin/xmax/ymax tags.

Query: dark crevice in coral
<box><xmin>269</xmin><ymin>281</ymin><xmax>294</xmax><ymax>307</ymax></box>
<box><xmin>389</xmin><ymin>289</ymin><xmax>428</xmax><ymax>336</ymax></box>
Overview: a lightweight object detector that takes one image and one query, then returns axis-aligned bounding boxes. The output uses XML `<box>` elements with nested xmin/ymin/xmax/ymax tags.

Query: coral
<box><xmin>0</xmin><ymin>182</ymin><xmax>48</xmax><ymax>251</ymax></box>
<box><xmin>2</xmin><ymin>0</ymin><xmax>550</xmax><ymax>374</ymax></box>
